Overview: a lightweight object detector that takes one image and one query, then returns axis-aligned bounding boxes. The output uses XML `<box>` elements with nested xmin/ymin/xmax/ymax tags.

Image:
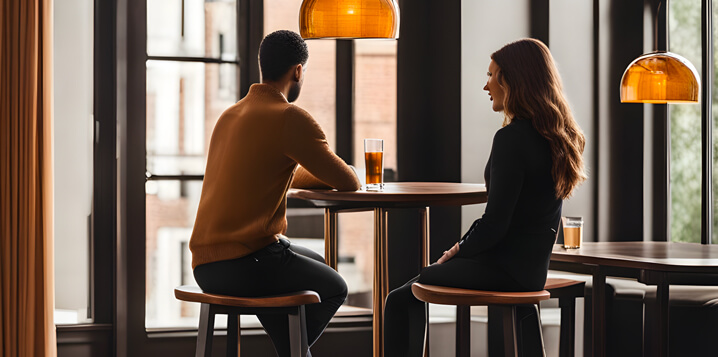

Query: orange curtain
<box><xmin>0</xmin><ymin>0</ymin><xmax>56</xmax><ymax>356</ymax></box>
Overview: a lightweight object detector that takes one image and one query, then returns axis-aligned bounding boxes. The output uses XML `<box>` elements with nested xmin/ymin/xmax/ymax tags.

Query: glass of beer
<box><xmin>364</xmin><ymin>138</ymin><xmax>384</xmax><ymax>191</ymax></box>
<box><xmin>562</xmin><ymin>216</ymin><xmax>583</xmax><ymax>249</ymax></box>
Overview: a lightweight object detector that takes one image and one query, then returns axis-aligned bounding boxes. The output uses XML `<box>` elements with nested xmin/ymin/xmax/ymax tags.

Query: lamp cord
<box><xmin>655</xmin><ymin>1</ymin><xmax>662</xmax><ymax>51</ymax></box>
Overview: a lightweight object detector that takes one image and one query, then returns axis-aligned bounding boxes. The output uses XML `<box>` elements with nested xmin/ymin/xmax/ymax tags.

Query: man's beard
<box><xmin>287</xmin><ymin>81</ymin><xmax>302</xmax><ymax>103</ymax></box>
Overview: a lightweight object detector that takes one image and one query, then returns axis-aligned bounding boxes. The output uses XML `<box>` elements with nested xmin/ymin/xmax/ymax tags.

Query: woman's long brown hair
<box><xmin>492</xmin><ymin>38</ymin><xmax>587</xmax><ymax>199</ymax></box>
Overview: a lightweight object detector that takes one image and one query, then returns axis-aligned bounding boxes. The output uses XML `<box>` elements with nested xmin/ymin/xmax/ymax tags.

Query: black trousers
<box><xmin>383</xmin><ymin>257</ymin><xmax>544</xmax><ymax>357</ymax></box>
<box><xmin>193</xmin><ymin>238</ymin><xmax>347</xmax><ymax>357</ymax></box>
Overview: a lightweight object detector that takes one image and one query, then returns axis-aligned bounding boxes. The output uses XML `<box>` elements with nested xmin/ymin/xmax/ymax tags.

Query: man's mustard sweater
<box><xmin>189</xmin><ymin>84</ymin><xmax>360</xmax><ymax>269</ymax></box>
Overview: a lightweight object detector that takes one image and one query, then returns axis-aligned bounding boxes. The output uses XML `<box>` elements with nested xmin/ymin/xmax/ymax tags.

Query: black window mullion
<box><xmin>146</xmin><ymin>174</ymin><xmax>204</xmax><ymax>181</ymax></box>
<box><xmin>701</xmin><ymin>0</ymin><xmax>713</xmax><ymax>244</ymax></box>
<box><xmin>238</xmin><ymin>0</ymin><xmax>263</xmax><ymax>98</ymax></box>
<box><xmin>146</xmin><ymin>55</ymin><xmax>239</xmax><ymax>65</ymax></box>
<box><xmin>92</xmin><ymin>0</ymin><xmax>118</xmax><ymax>325</ymax></box>
<box><xmin>335</xmin><ymin>39</ymin><xmax>355</xmax><ymax>165</ymax></box>
<box><xmin>653</xmin><ymin>0</ymin><xmax>669</xmax><ymax>242</ymax></box>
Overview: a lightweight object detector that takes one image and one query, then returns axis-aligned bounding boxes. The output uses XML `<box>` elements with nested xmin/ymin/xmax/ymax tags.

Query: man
<box><xmin>189</xmin><ymin>30</ymin><xmax>360</xmax><ymax>356</ymax></box>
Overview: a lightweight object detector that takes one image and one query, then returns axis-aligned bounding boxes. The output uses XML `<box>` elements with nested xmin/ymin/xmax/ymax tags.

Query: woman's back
<box><xmin>479</xmin><ymin>118</ymin><xmax>561</xmax><ymax>290</ymax></box>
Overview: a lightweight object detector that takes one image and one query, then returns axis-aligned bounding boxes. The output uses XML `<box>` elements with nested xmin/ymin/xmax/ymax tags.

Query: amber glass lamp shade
<box><xmin>300</xmin><ymin>0</ymin><xmax>399</xmax><ymax>39</ymax></box>
<box><xmin>620</xmin><ymin>51</ymin><xmax>700</xmax><ymax>103</ymax></box>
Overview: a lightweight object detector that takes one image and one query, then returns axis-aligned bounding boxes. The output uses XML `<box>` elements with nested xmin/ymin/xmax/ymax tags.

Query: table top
<box><xmin>551</xmin><ymin>242</ymin><xmax>718</xmax><ymax>273</ymax></box>
<box><xmin>287</xmin><ymin>182</ymin><xmax>487</xmax><ymax>208</ymax></box>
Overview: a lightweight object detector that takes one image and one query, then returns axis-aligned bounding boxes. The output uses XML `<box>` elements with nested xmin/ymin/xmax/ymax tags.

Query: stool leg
<box><xmin>516</xmin><ymin>304</ymin><xmax>546</xmax><ymax>357</ymax></box>
<box><xmin>288</xmin><ymin>305</ymin><xmax>309</xmax><ymax>357</ymax></box>
<box><xmin>558</xmin><ymin>297</ymin><xmax>575</xmax><ymax>357</ymax></box>
<box><xmin>456</xmin><ymin>305</ymin><xmax>471</xmax><ymax>357</ymax></box>
<box><xmin>196</xmin><ymin>303</ymin><xmax>215</xmax><ymax>357</ymax></box>
<box><xmin>487</xmin><ymin>306</ymin><xmax>504</xmax><ymax>356</ymax></box>
<box><xmin>501</xmin><ymin>306</ymin><xmax>518</xmax><ymax>357</ymax></box>
<box><xmin>227</xmin><ymin>312</ymin><xmax>239</xmax><ymax>357</ymax></box>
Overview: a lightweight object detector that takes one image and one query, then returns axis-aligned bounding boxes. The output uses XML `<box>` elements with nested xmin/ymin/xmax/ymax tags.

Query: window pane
<box><xmin>669</xmin><ymin>0</ymin><xmax>702</xmax><ymax>243</ymax></box>
<box><xmin>145</xmin><ymin>180</ymin><xmax>201</xmax><ymax>328</ymax></box>
<box><xmin>353</xmin><ymin>40</ymin><xmax>397</xmax><ymax>172</ymax></box>
<box><xmin>339</xmin><ymin>40</ymin><xmax>398</xmax><ymax>308</ymax></box>
<box><xmin>714</xmin><ymin>0</ymin><xmax>718</xmax><ymax>243</ymax></box>
<box><xmin>146</xmin><ymin>60</ymin><xmax>238</xmax><ymax>176</ymax></box>
<box><xmin>264</xmin><ymin>0</ymin><xmax>337</xmax><ymax>148</ymax></box>
<box><xmin>148</xmin><ymin>0</ymin><xmax>237</xmax><ymax>59</ymax></box>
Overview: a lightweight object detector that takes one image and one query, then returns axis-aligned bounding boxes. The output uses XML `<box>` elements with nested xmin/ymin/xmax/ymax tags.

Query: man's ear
<box><xmin>294</xmin><ymin>64</ymin><xmax>303</xmax><ymax>82</ymax></box>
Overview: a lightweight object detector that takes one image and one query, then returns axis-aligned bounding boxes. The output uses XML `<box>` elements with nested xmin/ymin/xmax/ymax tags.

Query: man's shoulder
<box><xmin>281</xmin><ymin>105</ymin><xmax>326</xmax><ymax>139</ymax></box>
<box><xmin>281</xmin><ymin>104</ymin><xmax>321</xmax><ymax>129</ymax></box>
<box><xmin>282</xmin><ymin>104</ymin><xmax>313</xmax><ymax>120</ymax></box>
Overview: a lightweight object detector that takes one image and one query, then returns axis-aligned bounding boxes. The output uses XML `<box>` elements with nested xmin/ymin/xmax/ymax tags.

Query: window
<box><xmin>669</xmin><ymin>0</ymin><xmax>714</xmax><ymax>243</ymax></box>
<box><xmin>145</xmin><ymin>0</ymin><xmax>239</xmax><ymax>328</ymax></box>
<box><xmin>353</xmin><ymin>40</ymin><xmax>397</xmax><ymax>172</ymax></box>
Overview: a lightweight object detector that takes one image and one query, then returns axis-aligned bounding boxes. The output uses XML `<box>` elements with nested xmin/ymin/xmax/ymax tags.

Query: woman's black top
<box><xmin>456</xmin><ymin>117</ymin><xmax>562</xmax><ymax>290</ymax></box>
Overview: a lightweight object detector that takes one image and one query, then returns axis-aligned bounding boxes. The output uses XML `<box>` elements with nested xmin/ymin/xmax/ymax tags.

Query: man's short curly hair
<box><xmin>259</xmin><ymin>30</ymin><xmax>309</xmax><ymax>82</ymax></box>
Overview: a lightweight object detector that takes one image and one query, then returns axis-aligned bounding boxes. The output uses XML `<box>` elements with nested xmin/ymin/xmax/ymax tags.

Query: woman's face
<box><xmin>483</xmin><ymin>60</ymin><xmax>505</xmax><ymax>112</ymax></box>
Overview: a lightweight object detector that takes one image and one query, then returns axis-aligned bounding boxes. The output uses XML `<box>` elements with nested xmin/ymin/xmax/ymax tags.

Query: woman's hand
<box><xmin>436</xmin><ymin>242</ymin><xmax>460</xmax><ymax>264</ymax></box>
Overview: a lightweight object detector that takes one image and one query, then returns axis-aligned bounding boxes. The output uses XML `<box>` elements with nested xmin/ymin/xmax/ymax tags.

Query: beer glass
<box><xmin>562</xmin><ymin>216</ymin><xmax>583</xmax><ymax>249</ymax></box>
<box><xmin>364</xmin><ymin>139</ymin><xmax>384</xmax><ymax>191</ymax></box>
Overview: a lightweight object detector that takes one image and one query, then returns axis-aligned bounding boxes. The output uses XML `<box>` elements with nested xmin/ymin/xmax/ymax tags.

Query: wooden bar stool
<box><xmin>486</xmin><ymin>278</ymin><xmax>586</xmax><ymax>357</ymax></box>
<box><xmin>174</xmin><ymin>285</ymin><xmax>321</xmax><ymax>357</ymax></box>
<box><xmin>412</xmin><ymin>283</ymin><xmax>550</xmax><ymax>357</ymax></box>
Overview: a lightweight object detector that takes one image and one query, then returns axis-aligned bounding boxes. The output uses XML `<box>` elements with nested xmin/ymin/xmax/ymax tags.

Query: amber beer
<box><xmin>365</xmin><ymin>151</ymin><xmax>384</xmax><ymax>184</ymax></box>
<box><xmin>364</xmin><ymin>139</ymin><xmax>384</xmax><ymax>191</ymax></box>
<box><xmin>562</xmin><ymin>217</ymin><xmax>583</xmax><ymax>249</ymax></box>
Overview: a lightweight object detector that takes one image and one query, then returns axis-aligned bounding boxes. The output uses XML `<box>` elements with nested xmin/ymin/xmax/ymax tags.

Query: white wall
<box><xmin>461</xmin><ymin>0</ymin><xmax>595</xmax><ymax>242</ymax></box>
<box><xmin>549</xmin><ymin>0</ymin><xmax>596</xmax><ymax>242</ymax></box>
<box><xmin>53</xmin><ymin>0</ymin><xmax>93</xmax><ymax>321</ymax></box>
<box><xmin>460</xmin><ymin>0</ymin><xmax>531</xmax><ymax>233</ymax></box>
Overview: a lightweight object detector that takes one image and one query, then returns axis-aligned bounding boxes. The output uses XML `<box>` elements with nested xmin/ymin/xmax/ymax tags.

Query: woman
<box><xmin>383</xmin><ymin>38</ymin><xmax>586</xmax><ymax>356</ymax></box>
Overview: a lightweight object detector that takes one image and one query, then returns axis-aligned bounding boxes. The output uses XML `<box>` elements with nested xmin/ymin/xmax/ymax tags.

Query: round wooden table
<box><xmin>288</xmin><ymin>182</ymin><xmax>487</xmax><ymax>357</ymax></box>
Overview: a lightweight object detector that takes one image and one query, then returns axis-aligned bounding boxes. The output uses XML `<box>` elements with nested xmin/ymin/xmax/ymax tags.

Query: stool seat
<box><xmin>174</xmin><ymin>285</ymin><xmax>321</xmax><ymax>307</ymax></box>
<box><xmin>411</xmin><ymin>282</ymin><xmax>551</xmax><ymax>306</ymax></box>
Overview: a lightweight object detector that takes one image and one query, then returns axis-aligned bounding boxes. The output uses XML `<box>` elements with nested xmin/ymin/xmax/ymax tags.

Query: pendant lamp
<box><xmin>620</xmin><ymin>2</ymin><xmax>700</xmax><ymax>103</ymax></box>
<box><xmin>299</xmin><ymin>0</ymin><xmax>400</xmax><ymax>39</ymax></box>
<box><xmin>620</xmin><ymin>51</ymin><xmax>700</xmax><ymax>103</ymax></box>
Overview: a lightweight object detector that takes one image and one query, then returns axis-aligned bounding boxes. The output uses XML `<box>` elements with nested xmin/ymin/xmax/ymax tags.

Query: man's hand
<box><xmin>436</xmin><ymin>242</ymin><xmax>460</xmax><ymax>264</ymax></box>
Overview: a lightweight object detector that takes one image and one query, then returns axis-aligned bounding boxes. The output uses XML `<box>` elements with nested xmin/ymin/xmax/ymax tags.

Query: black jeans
<box><xmin>193</xmin><ymin>238</ymin><xmax>347</xmax><ymax>357</ymax></box>
<box><xmin>383</xmin><ymin>257</ymin><xmax>544</xmax><ymax>357</ymax></box>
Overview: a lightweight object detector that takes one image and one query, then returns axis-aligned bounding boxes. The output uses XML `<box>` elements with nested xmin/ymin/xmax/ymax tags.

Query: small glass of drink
<box><xmin>364</xmin><ymin>138</ymin><xmax>384</xmax><ymax>191</ymax></box>
<box><xmin>562</xmin><ymin>216</ymin><xmax>583</xmax><ymax>249</ymax></box>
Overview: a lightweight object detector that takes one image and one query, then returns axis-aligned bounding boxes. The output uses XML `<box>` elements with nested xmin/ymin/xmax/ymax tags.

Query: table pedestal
<box><xmin>323</xmin><ymin>207</ymin><xmax>430</xmax><ymax>357</ymax></box>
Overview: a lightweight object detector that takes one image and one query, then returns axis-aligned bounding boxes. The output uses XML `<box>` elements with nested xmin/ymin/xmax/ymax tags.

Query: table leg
<box><xmin>654</xmin><ymin>276</ymin><xmax>670</xmax><ymax>357</ymax></box>
<box><xmin>373</xmin><ymin>208</ymin><xmax>389</xmax><ymax>357</ymax></box>
<box><xmin>421</xmin><ymin>207</ymin><xmax>430</xmax><ymax>267</ymax></box>
<box><xmin>421</xmin><ymin>207</ymin><xmax>430</xmax><ymax>357</ymax></box>
<box><xmin>324</xmin><ymin>208</ymin><xmax>339</xmax><ymax>270</ymax></box>
<box><xmin>592</xmin><ymin>266</ymin><xmax>606</xmax><ymax>357</ymax></box>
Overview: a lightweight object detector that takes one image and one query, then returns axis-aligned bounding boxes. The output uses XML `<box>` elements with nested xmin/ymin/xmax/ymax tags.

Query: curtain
<box><xmin>0</xmin><ymin>0</ymin><xmax>56</xmax><ymax>356</ymax></box>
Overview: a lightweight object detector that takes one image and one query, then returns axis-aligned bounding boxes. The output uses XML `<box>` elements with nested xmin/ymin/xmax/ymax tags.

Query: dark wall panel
<box><xmin>393</xmin><ymin>0</ymin><xmax>463</xmax><ymax>280</ymax></box>
<box><xmin>597</xmin><ymin>0</ymin><xmax>646</xmax><ymax>241</ymax></box>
